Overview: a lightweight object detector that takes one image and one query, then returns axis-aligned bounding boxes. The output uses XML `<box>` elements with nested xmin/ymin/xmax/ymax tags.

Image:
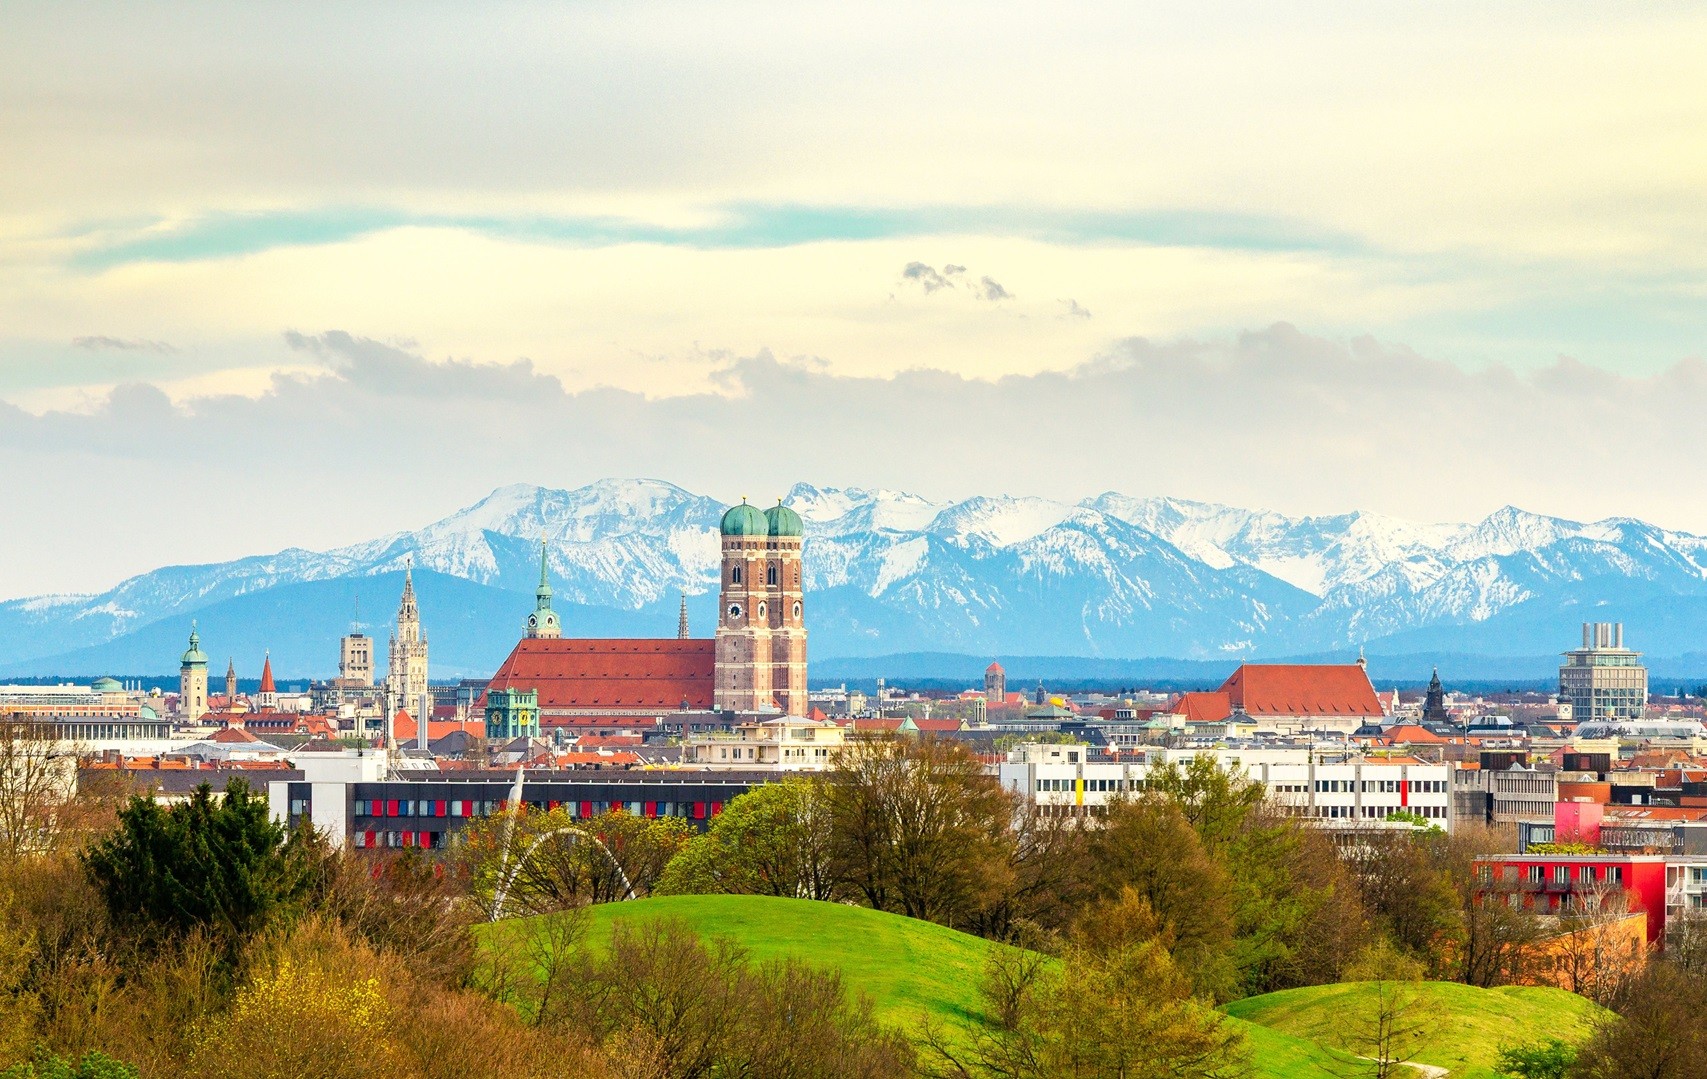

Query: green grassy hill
<box><xmin>1225</xmin><ymin>980</ymin><xmax>1608</xmax><ymax>1079</ymax></box>
<box><xmin>488</xmin><ymin>895</ymin><xmax>1604</xmax><ymax>1078</ymax></box>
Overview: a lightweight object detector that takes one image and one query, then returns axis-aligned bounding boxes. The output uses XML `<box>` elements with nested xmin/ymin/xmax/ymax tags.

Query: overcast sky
<box><xmin>2</xmin><ymin>2</ymin><xmax>1705</xmax><ymax>598</ymax></box>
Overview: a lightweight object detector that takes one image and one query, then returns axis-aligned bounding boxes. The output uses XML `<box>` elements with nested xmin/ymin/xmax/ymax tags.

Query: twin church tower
<box><xmin>518</xmin><ymin>497</ymin><xmax>808</xmax><ymax>716</ymax></box>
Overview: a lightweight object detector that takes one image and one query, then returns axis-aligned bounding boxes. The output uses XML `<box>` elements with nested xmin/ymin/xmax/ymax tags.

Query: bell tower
<box><xmin>178</xmin><ymin>622</ymin><xmax>209</xmax><ymax>721</ymax></box>
<box><xmin>527</xmin><ymin>537</ymin><xmax>562</xmax><ymax>639</ymax></box>
<box><xmin>714</xmin><ymin>497</ymin><xmax>807</xmax><ymax>715</ymax></box>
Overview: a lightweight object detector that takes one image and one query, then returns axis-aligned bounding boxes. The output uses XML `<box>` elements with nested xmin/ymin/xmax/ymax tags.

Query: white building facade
<box><xmin>997</xmin><ymin>743</ymin><xmax>1454</xmax><ymax>829</ymax></box>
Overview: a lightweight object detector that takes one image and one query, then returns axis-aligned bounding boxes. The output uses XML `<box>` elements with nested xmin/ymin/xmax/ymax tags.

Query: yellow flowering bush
<box><xmin>187</xmin><ymin>925</ymin><xmax>406</xmax><ymax>1079</ymax></box>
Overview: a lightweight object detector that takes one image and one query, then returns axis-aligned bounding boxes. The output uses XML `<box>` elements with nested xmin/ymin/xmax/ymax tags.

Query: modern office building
<box><xmin>269</xmin><ymin>761</ymin><xmax>764</xmax><ymax>849</ymax></box>
<box><xmin>996</xmin><ymin>742</ymin><xmax>1454</xmax><ymax>828</ymax></box>
<box><xmin>1559</xmin><ymin>622</ymin><xmax>1648</xmax><ymax>724</ymax></box>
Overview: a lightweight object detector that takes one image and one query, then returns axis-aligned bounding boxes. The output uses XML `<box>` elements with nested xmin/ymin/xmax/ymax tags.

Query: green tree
<box><xmin>80</xmin><ymin>780</ymin><xmax>317</xmax><ymax>952</ymax></box>
<box><xmin>1494</xmin><ymin>1039</ymin><xmax>1575</xmax><ymax>1079</ymax></box>
<box><xmin>460</xmin><ymin>806</ymin><xmax>691</xmax><ymax>917</ymax></box>
<box><xmin>925</xmin><ymin>930</ymin><xmax>1248</xmax><ymax>1079</ymax></box>
<box><xmin>656</xmin><ymin>777</ymin><xmax>836</xmax><ymax>900</ymax></box>
<box><xmin>825</xmin><ymin>737</ymin><xmax>1013</xmax><ymax>928</ymax></box>
<box><xmin>1086</xmin><ymin>795</ymin><xmax>1236</xmax><ymax>998</ymax></box>
<box><xmin>1144</xmin><ymin>756</ymin><xmax>1267</xmax><ymax>854</ymax></box>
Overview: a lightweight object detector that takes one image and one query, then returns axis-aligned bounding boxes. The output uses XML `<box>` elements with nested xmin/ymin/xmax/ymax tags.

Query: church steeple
<box><xmin>257</xmin><ymin>652</ymin><xmax>278</xmax><ymax>711</ymax></box>
<box><xmin>678</xmin><ymin>592</ymin><xmax>690</xmax><ymax>639</ymax></box>
<box><xmin>526</xmin><ymin>537</ymin><xmax>561</xmax><ymax>639</ymax></box>
<box><xmin>1422</xmin><ymin>666</ymin><xmax>1448</xmax><ymax>723</ymax></box>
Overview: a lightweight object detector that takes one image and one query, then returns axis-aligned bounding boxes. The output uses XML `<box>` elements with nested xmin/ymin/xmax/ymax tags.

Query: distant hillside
<box><xmin>9</xmin><ymin>478</ymin><xmax>1707</xmax><ymax>677</ymax></box>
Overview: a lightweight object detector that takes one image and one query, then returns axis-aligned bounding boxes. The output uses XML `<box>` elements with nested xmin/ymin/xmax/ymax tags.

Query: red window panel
<box><xmin>386</xmin><ymin>800</ymin><xmax>400</xmax><ymax>817</ymax></box>
<box><xmin>711</xmin><ymin>802</ymin><xmax>723</xmax><ymax>816</ymax></box>
<box><xmin>580</xmin><ymin>801</ymin><xmax>593</xmax><ymax>819</ymax></box>
<box><xmin>548</xmin><ymin>800</ymin><xmax>561</xmax><ymax>810</ymax></box>
<box><xmin>692</xmin><ymin>802</ymin><xmax>707</xmax><ymax>820</ymax></box>
<box><xmin>434</xmin><ymin>800</ymin><xmax>447</xmax><ymax>817</ymax></box>
<box><xmin>402</xmin><ymin>831</ymin><xmax>415</xmax><ymax>848</ymax></box>
<box><xmin>644</xmin><ymin>801</ymin><xmax>658</xmax><ymax>818</ymax></box>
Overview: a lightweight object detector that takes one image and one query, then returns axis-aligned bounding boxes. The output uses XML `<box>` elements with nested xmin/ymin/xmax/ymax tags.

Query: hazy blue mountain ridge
<box><xmin>4</xmin><ymin>479</ymin><xmax>1707</xmax><ymax>678</ymax></box>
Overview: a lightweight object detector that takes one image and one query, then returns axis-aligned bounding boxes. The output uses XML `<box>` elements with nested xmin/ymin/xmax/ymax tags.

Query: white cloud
<box><xmin>4</xmin><ymin>324</ymin><xmax>1707</xmax><ymax>598</ymax></box>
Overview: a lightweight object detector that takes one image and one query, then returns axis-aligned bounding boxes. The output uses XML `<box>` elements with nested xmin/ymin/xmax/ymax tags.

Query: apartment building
<box><xmin>996</xmin><ymin>743</ymin><xmax>1454</xmax><ymax>829</ymax></box>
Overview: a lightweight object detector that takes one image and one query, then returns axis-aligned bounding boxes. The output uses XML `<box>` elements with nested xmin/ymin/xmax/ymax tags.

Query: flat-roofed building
<box><xmin>1560</xmin><ymin>622</ymin><xmax>1647</xmax><ymax>723</ymax></box>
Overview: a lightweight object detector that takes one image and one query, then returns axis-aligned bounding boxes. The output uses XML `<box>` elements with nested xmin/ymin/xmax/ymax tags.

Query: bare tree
<box><xmin>1326</xmin><ymin>943</ymin><xmax>1436</xmax><ymax>1079</ymax></box>
<box><xmin>0</xmin><ymin>715</ymin><xmax>80</xmax><ymax>860</ymax></box>
<box><xmin>1545</xmin><ymin>885</ymin><xmax>1642</xmax><ymax>1003</ymax></box>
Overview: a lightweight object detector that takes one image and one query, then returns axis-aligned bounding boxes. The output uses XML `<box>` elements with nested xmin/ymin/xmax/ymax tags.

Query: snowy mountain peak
<box><xmin>7</xmin><ymin>479</ymin><xmax>1707</xmax><ymax>673</ymax></box>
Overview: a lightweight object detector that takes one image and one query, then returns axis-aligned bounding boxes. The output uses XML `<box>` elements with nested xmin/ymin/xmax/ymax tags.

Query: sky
<box><xmin>2</xmin><ymin>2</ymin><xmax>1705</xmax><ymax>598</ymax></box>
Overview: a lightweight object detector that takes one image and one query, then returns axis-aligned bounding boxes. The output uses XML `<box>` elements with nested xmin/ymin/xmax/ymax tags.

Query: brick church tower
<box><xmin>714</xmin><ymin>499</ymin><xmax>808</xmax><ymax>715</ymax></box>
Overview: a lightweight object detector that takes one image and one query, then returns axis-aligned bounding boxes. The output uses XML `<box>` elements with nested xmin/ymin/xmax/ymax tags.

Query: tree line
<box><xmin>0</xmin><ymin>721</ymin><xmax>1694</xmax><ymax>1078</ymax></box>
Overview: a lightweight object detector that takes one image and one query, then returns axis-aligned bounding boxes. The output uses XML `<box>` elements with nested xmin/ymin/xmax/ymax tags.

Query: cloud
<box><xmin>72</xmin><ymin>335</ymin><xmax>175</xmax><ymax>353</ymax></box>
<box><xmin>901</xmin><ymin>261</ymin><xmax>954</xmax><ymax>293</ymax></box>
<box><xmin>901</xmin><ymin>262</ymin><xmax>1008</xmax><ymax>301</ymax></box>
<box><xmin>7</xmin><ymin>324</ymin><xmax>1707</xmax><ymax>598</ymax></box>
<box><xmin>1059</xmin><ymin>299</ymin><xmax>1092</xmax><ymax>319</ymax></box>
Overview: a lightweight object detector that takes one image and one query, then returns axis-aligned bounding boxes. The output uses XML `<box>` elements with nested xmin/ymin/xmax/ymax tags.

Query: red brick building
<box><xmin>1170</xmin><ymin>661</ymin><xmax>1387</xmax><ymax>734</ymax></box>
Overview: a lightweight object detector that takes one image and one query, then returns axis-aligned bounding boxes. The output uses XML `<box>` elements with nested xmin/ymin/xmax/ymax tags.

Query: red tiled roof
<box><xmin>986</xmin><ymin>661</ymin><xmax>1004</xmax><ymax>673</ymax></box>
<box><xmin>1376</xmin><ymin>724</ymin><xmax>1448</xmax><ymax>745</ymax></box>
<box><xmin>911</xmin><ymin>718</ymin><xmax>967</xmax><ymax>733</ymax></box>
<box><xmin>1218</xmin><ymin>664</ymin><xmax>1385</xmax><ymax>718</ymax></box>
<box><xmin>210</xmin><ymin>726</ymin><xmax>261</xmax><ymax>744</ymax></box>
<box><xmin>1171</xmin><ymin>691</ymin><xmax>1233</xmax><ymax>723</ymax></box>
<box><xmin>259</xmin><ymin>656</ymin><xmax>276</xmax><ymax>695</ymax></box>
<box><xmin>486</xmin><ymin>638</ymin><xmax>714</xmax><ymax>710</ymax></box>
<box><xmin>843</xmin><ymin>717</ymin><xmax>907</xmax><ymax>732</ymax></box>
<box><xmin>392</xmin><ymin>712</ymin><xmax>484</xmax><ymax>743</ymax></box>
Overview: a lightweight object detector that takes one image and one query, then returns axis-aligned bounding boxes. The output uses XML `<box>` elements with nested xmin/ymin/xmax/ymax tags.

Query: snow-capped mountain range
<box><xmin>5</xmin><ymin>479</ymin><xmax>1707</xmax><ymax>677</ymax></box>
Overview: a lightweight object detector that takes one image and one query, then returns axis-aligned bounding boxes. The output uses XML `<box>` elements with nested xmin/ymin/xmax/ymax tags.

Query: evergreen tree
<box><xmin>81</xmin><ymin>779</ymin><xmax>317</xmax><ymax>950</ymax></box>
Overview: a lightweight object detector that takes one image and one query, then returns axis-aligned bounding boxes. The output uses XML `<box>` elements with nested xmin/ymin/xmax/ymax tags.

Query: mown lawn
<box><xmin>1224</xmin><ymin>980</ymin><xmax>1607</xmax><ymax>1078</ymax></box>
<box><xmin>488</xmin><ymin>896</ymin><xmax>1606</xmax><ymax>1078</ymax></box>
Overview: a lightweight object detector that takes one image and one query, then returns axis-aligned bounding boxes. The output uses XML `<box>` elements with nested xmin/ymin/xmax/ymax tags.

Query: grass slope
<box><xmin>492</xmin><ymin>896</ymin><xmax>1603</xmax><ymax>1079</ymax></box>
<box><xmin>493</xmin><ymin>894</ymin><xmax>993</xmax><ymax>1030</ymax></box>
<box><xmin>1225</xmin><ymin>981</ymin><xmax>1607</xmax><ymax>1079</ymax></box>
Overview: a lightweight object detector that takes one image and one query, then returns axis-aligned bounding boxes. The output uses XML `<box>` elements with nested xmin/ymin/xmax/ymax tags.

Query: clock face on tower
<box><xmin>728</xmin><ymin>603</ymin><xmax>742</xmax><ymax>620</ymax></box>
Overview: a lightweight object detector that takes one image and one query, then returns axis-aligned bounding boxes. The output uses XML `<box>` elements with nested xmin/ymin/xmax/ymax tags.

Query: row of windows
<box><xmin>1315</xmin><ymin>805</ymin><xmax>1447</xmax><ymax>820</ymax></box>
<box><xmin>1034</xmin><ymin>778</ymin><xmax>1147</xmax><ymax>793</ymax></box>
<box><xmin>1315</xmin><ymin>779</ymin><xmax>1447</xmax><ymax>794</ymax></box>
<box><xmin>353</xmin><ymin>798</ymin><xmax>724</xmax><ymax>821</ymax></box>
<box><xmin>353</xmin><ymin>831</ymin><xmax>440</xmax><ymax>850</ymax></box>
<box><xmin>729</xmin><ymin>565</ymin><xmax>800</xmax><ymax>586</ymax></box>
<box><xmin>1476</xmin><ymin>863</ymin><xmax>1627</xmax><ymax>885</ymax></box>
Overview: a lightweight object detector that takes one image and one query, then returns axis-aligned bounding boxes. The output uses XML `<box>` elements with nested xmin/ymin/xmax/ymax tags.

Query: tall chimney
<box><xmin>1615</xmin><ymin>623</ymin><xmax>1624</xmax><ymax>649</ymax></box>
<box><xmin>1583</xmin><ymin>623</ymin><xmax>1592</xmax><ymax>649</ymax></box>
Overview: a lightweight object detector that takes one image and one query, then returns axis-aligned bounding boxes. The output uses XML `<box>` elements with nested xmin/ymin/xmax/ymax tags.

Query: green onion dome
<box><xmin>720</xmin><ymin>500</ymin><xmax>768</xmax><ymax>536</ymax></box>
<box><xmin>765</xmin><ymin>502</ymin><xmax>804</xmax><ymax>537</ymax></box>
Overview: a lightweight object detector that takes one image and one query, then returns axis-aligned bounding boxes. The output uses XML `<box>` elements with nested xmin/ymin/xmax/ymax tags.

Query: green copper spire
<box><xmin>536</xmin><ymin>536</ymin><xmax>554</xmax><ymax>608</ymax></box>
<box><xmin>180</xmin><ymin>620</ymin><xmax>208</xmax><ymax>666</ymax></box>
<box><xmin>527</xmin><ymin>537</ymin><xmax>562</xmax><ymax>639</ymax></box>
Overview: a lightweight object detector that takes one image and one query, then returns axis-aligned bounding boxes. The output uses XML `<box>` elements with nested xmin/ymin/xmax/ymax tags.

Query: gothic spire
<box><xmin>678</xmin><ymin>592</ymin><xmax>690</xmax><ymax>639</ymax></box>
<box><xmin>536</xmin><ymin>536</ymin><xmax>553</xmax><ymax>607</ymax></box>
